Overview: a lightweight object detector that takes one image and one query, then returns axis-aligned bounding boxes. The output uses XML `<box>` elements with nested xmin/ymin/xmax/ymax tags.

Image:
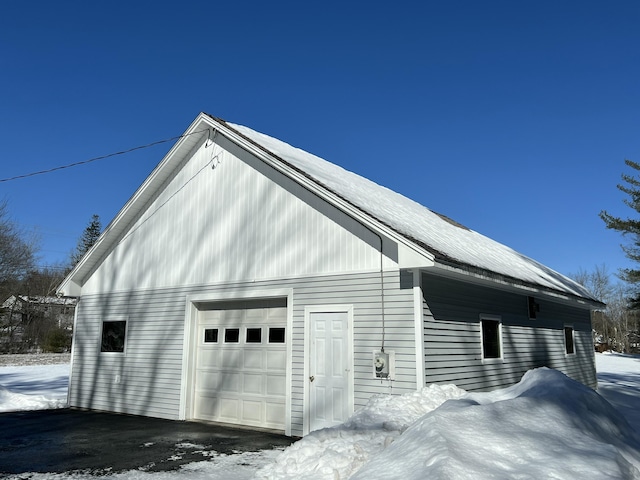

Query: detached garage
<box><xmin>58</xmin><ymin>113</ymin><xmax>602</xmax><ymax>437</ymax></box>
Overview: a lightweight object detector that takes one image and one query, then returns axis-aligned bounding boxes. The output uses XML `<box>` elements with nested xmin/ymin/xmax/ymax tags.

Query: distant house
<box><xmin>58</xmin><ymin>113</ymin><xmax>602</xmax><ymax>436</ymax></box>
<box><xmin>0</xmin><ymin>295</ymin><xmax>76</xmax><ymax>352</ymax></box>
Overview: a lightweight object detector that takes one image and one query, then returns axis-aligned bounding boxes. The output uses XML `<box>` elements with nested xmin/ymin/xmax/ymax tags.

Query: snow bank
<box><xmin>258</xmin><ymin>368</ymin><xmax>640</xmax><ymax>480</ymax></box>
<box><xmin>256</xmin><ymin>384</ymin><xmax>467</xmax><ymax>479</ymax></box>
<box><xmin>0</xmin><ymin>363</ymin><xmax>68</xmax><ymax>412</ymax></box>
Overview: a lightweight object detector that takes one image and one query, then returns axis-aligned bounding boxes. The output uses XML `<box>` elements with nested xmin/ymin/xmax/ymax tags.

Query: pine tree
<box><xmin>600</xmin><ymin>159</ymin><xmax>640</xmax><ymax>306</ymax></box>
<box><xmin>70</xmin><ymin>214</ymin><xmax>102</xmax><ymax>267</ymax></box>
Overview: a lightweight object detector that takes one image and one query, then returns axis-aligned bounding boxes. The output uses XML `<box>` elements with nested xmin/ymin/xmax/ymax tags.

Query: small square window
<box><xmin>564</xmin><ymin>326</ymin><xmax>575</xmax><ymax>354</ymax></box>
<box><xmin>246</xmin><ymin>328</ymin><xmax>262</xmax><ymax>343</ymax></box>
<box><xmin>224</xmin><ymin>328</ymin><xmax>239</xmax><ymax>343</ymax></box>
<box><xmin>101</xmin><ymin>320</ymin><xmax>127</xmax><ymax>353</ymax></box>
<box><xmin>268</xmin><ymin>327</ymin><xmax>286</xmax><ymax>343</ymax></box>
<box><xmin>204</xmin><ymin>328</ymin><xmax>218</xmax><ymax>343</ymax></box>
<box><xmin>481</xmin><ymin>319</ymin><xmax>501</xmax><ymax>359</ymax></box>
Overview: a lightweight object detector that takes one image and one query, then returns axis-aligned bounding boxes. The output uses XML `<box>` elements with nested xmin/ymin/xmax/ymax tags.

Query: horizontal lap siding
<box><xmin>421</xmin><ymin>273</ymin><xmax>596</xmax><ymax>392</ymax></box>
<box><xmin>70</xmin><ymin>269</ymin><xmax>417</xmax><ymax>437</ymax></box>
<box><xmin>290</xmin><ymin>269</ymin><xmax>415</xmax><ymax>436</ymax></box>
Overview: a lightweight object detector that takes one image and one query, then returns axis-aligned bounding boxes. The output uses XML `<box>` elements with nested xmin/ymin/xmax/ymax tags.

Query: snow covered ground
<box><xmin>1</xmin><ymin>353</ymin><xmax>639</xmax><ymax>479</ymax></box>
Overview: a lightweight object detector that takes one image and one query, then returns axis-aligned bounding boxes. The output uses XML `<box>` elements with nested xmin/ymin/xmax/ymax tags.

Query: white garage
<box><xmin>191</xmin><ymin>298</ymin><xmax>288</xmax><ymax>431</ymax></box>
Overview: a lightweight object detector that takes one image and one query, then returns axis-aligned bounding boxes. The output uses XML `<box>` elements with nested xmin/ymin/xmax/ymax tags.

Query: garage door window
<box><xmin>224</xmin><ymin>328</ymin><xmax>240</xmax><ymax>343</ymax></box>
<box><xmin>204</xmin><ymin>328</ymin><xmax>219</xmax><ymax>343</ymax></box>
<box><xmin>246</xmin><ymin>328</ymin><xmax>262</xmax><ymax>343</ymax></box>
<box><xmin>269</xmin><ymin>327</ymin><xmax>285</xmax><ymax>343</ymax></box>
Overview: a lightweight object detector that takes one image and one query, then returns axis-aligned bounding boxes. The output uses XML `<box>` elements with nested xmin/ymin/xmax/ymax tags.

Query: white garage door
<box><xmin>193</xmin><ymin>299</ymin><xmax>287</xmax><ymax>431</ymax></box>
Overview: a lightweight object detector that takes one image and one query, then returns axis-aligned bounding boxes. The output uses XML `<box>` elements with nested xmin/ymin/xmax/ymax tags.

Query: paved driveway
<box><xmin>0</xmin><ymin>408</ymin><xmax>294</xmax><ymax>475</ymax></box>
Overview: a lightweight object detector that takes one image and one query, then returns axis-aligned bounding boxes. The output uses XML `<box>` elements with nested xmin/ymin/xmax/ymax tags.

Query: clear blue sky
<box><xmin>1</xmin><ymin>0</ymin><xmax>638</xmax><ymax>282</ymax></box>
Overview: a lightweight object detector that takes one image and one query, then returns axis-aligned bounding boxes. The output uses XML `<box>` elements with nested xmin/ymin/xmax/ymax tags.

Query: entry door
<box><xmin>309</xmin><ymin>310</ymin><xmax>351</xmax><ymax>432</ymax></box>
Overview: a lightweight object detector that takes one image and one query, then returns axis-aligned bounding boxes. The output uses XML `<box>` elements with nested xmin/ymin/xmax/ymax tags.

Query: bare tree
<box><xmin>0</xmin><ymin>199</ymin><xmax>37</xmax><ymax>300</ymax></box>
<box><xmin>571</xmin><ymin>265</ymin><xmax>639</xmax><ymax>353</ymax></box>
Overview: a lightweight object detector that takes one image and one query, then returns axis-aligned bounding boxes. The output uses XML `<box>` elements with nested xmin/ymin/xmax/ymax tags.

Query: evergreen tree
<box><xmin>600</xmin><ymin>159</ymin><xmax>640</xmax><ymax>307</ymax></box>
<box><xmin>70</xmin><ymin>214</ymin><xmax>102</xmax><ymax>267</ymax></box>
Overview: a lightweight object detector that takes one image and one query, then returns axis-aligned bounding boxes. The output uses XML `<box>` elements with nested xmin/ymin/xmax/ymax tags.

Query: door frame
<box><xmin>303</xmin><ymin>305</ymin><xmax>354</xmax><ymax>435</ymax></box>
<box><xmin>180</xmin><ymin>288</ymin><xmax>293</xmax><ymax>435</ymax></box>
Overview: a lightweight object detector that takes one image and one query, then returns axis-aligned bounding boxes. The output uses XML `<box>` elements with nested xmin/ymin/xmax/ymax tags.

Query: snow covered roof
<box><xmin>59</xmin><ymin>112</ymin><xmax>597</xmax><ymax>303</ymax></box>
<box><xmin>216</xmin><ymin>116</ymin><xmax>596</xmax><ymax>302</ymax></box>
<box><xmin>2</xmin><ymin>295</ymin><xmax>77</xmax><ymax>309</ymax></box>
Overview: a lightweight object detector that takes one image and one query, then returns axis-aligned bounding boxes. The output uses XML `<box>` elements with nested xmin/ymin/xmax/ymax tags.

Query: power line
<box><xmin>0</xmin><ymin>128</ymin><xmax>209</xmax><ymax>183</ymax></box>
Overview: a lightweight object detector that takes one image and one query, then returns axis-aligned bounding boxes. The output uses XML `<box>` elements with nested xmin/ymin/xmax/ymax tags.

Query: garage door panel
<box><xmin>195</xmin><ymin>371</ymin><xmax>220</xmax><ymax>390</ymax></box>
<box><xmin>198</xmin><ymin>349</ymin><xmax>220</xmax><ymax>366</ymax></box>
<box><xmin>218</xmin><ymin>372</ymin><xmax>241</xmax><ymax>393</ymax></box>
<box><xmin>242</xmin><ymin>399</ymin><xmax>262</xmax><ymax>423</ymax></box>
<box><xmin>221</xmin><ymin>349</ymin><xmax>242</xmax><ymax>368</ymax></box>
<box><xmin>219</xmin><ymin>398</ymin><xmax>240</xmax><ymax>421</ymax></box>
<box><xmin>267</xmin><ymin>350</ymin><xmax>286</xmax><ymax>370</ymax></box>
<box><xmin>194</xmin><ymin>304</ymin><xmax>287</xmax><ymax>431</ymax></box>
<box><xmin>243</xmin><ymin>373</ymin><xmax>264</xmax><ymax>394</ymax></box>
<box><xmin>267</xmin><ymin>375</ymin><xmax>286</xmax><ymax>395</ymax></box>
<box><xmin>243</xmin><ymin>350</ymin><xmax>263</xmax><ymax>369</ymax></box>
<box><xmin>266</xmin><ymin>402</ymin><xmax>286</xmax><ymax>424</ymax></box>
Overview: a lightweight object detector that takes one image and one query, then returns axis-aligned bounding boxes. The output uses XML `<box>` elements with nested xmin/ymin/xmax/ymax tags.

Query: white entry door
<box><xmin>308</xmin><ymin>310</ymin><xmax>352</xmax><ymax>432</ymax></box>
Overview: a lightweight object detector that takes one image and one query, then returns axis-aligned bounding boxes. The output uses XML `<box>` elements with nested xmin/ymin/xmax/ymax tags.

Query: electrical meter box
<box><xmin>372</xmin><ymin>350</ymin><xmax>395</xmax><ymax>379</ymax></box>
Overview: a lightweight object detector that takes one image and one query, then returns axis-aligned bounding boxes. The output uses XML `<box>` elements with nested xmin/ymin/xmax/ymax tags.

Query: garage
<box><xmin>192</xmin><ymin>298</ymin><xmax>287</xmax><ymax>431</ymax></box>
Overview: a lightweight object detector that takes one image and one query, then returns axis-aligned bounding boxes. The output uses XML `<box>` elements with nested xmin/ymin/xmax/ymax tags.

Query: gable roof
<box><xmin>58</xmin><ymin>113</ymin><xmax>598</xmax><ymax>304</ymax></box>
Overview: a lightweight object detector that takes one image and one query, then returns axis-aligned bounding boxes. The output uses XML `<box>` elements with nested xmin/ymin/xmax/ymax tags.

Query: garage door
<box><xmin>193</xmin><ymin>298</ymin><xmax>287</xmax><ymax>430</ymax></box>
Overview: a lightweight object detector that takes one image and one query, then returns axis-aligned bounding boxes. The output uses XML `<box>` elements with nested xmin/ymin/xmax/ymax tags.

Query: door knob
<box><xmin>309</xmin><ymin>375</ymin><xmax>315</xmax><ymax>382</ymax></box>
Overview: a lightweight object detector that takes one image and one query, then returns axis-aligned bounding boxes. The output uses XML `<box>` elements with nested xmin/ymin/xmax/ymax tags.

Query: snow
<box><xmin>0</xmin><ymin>363</ymin><xmax>68</xmax><ymax>412</ymax></box>
<box><xmin>229</xmin><ymin>122</ymin><xmax>594</xmax><ymax>300</ymax></box>
<box><xmin>1</xmin><ymin>354</ymin><xmax>639</xmax><ymax>479</ymax></box>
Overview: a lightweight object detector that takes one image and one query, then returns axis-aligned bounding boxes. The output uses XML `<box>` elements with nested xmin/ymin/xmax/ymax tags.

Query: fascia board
<box><xmin>426</xmin><ymin>261</ymin><xmax>605</xmax><ymax>310</ymax></box>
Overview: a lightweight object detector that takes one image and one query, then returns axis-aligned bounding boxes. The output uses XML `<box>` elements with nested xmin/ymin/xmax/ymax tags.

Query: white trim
<box><xmin>66</xmin><ymin>299</ymin><xmax>80</xmax><ymax>406</ymax></box>
<box><xmin>479</xmin><ymin>314</ymin><xmax>503</xmax><ymax>363</ymax></box>
<box><xmin>98</xmin><ymin>316</ymin><xmax>129</xmax><ymax>355</ymax></box>
<box><xmin>303</xmin><ymin>305</ymin><xmax>354</xmax><ymax>436</ymax></box>
<box><xmin>179</xmin><ymin>288</ymin><xmax>293</xmax><ymax>436</ymax></box>
<box><xmin>413</xmin><ymin>269</ymin><xmax>425</xmax><ymax>390</ymax></box>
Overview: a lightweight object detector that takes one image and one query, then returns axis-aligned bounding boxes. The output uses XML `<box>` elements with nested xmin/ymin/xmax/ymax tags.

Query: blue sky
<box><xmin>1</xmin><ymin>0</ymin><xmax>638</xmax><ymax>283</ymax></box>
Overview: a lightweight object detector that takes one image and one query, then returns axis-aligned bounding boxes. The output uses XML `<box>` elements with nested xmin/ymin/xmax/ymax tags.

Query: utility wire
<box><xmin>0</xmin><ymin>128</ymin><xmax>209</xmax><ymax>183</ymax></box>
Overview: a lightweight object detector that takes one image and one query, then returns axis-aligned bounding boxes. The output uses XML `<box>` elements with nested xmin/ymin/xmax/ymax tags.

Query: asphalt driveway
<box><xmin>0</xmin><ymin>408</ymin><xmax>295</xmax><ymax>475</ymax></box>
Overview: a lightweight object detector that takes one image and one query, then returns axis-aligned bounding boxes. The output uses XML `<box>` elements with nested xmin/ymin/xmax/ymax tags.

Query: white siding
<box><xmin>69</xmin><ymin>270</ymin><xmax>416</xmax><ymax>437</ymax></box>
<box><xmin>421</xmin><ymin>273</ymin><xmax>597</xmax><ymax>391</ymax></box>
<box><xmin>82</xmin><ymin>139</ymin><xmax>390</xmax><ymax>295</ymax></box>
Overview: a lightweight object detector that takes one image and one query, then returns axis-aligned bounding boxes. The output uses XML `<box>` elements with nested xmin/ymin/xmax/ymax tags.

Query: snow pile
<box><xmin>0</xmin><ymin>363</ymin><xmax>68</xmax><ymax>412</ymax></box>
<box><xmin>259</xmin><ymin>368</ymin><xmax>640</xmax><ymax>480</ymax></box>
<box><xmin>2</xmin><ymin>356</ymin><xmax>639</xmax><ymax>479</ymax></box>
<box><xmin>256</xmin><ymin>384</ymin><xmax>467</xmax><ymax>479</ymax></box>
<box><xmin>0</xmin><ymin>385</ymin><xmax>66</xmax><ymax>412</ymax></box>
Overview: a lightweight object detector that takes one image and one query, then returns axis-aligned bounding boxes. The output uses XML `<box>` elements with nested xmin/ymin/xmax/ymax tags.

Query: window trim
<box><xmin>564</xmin><ymin>324</ymin><xmax>575</xmax><ymax>355</ymax></box>
<box><xmin>480</xmin><ymin>314</ymin><xmax>503</xmax><ymax>362</ymax></box>
<box><xmin>224</xmin><ymin>327</ymin><xmax>240</xmax><ymax>343</ymax></box>
<box><xmin>245</xmin><ymin>327</ymin><xmax>263</xmax><ymax>344</ymax></box>
<box><xmin>268</xmin><ymin>326</ymin><xmax>286</xmax><ymax>344</ymax></box>
<box><xmin>203</xmin><ymin>327</ymin><xmax>219</xmax><ymax>344</ymax></box>
<box><xmin>99</xmin><ymin>318</ymin><xmax>128</xmax><ymax>354</ymax></box>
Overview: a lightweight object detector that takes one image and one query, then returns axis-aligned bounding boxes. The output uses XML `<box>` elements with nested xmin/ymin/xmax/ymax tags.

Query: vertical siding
<box><xmin>70</xmin><ymin>269</ymin><xmax>417</xmax><ymax>437</ymax></box>
<box><xmin>421</xmin><ymin>273</ymin><xmax>596</xmax><ymax>391</ymax></box>
<box><xmin>82</xmin><ymin>140</ymin><xmax>389</xmax><ymax>294</ymax></box>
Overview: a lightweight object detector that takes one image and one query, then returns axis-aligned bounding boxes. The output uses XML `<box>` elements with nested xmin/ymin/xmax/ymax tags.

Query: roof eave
<box><xmin>427</xmin><ymin>259</ymin><xmax>605</xmax><ymax>309</ymax></box>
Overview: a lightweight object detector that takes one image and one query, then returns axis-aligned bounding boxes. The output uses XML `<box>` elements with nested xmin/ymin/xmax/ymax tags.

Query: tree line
<box><xmin>0</xmin><ymin>201</ymin><xmax>100</xmax><ymax>353</ymax></box>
